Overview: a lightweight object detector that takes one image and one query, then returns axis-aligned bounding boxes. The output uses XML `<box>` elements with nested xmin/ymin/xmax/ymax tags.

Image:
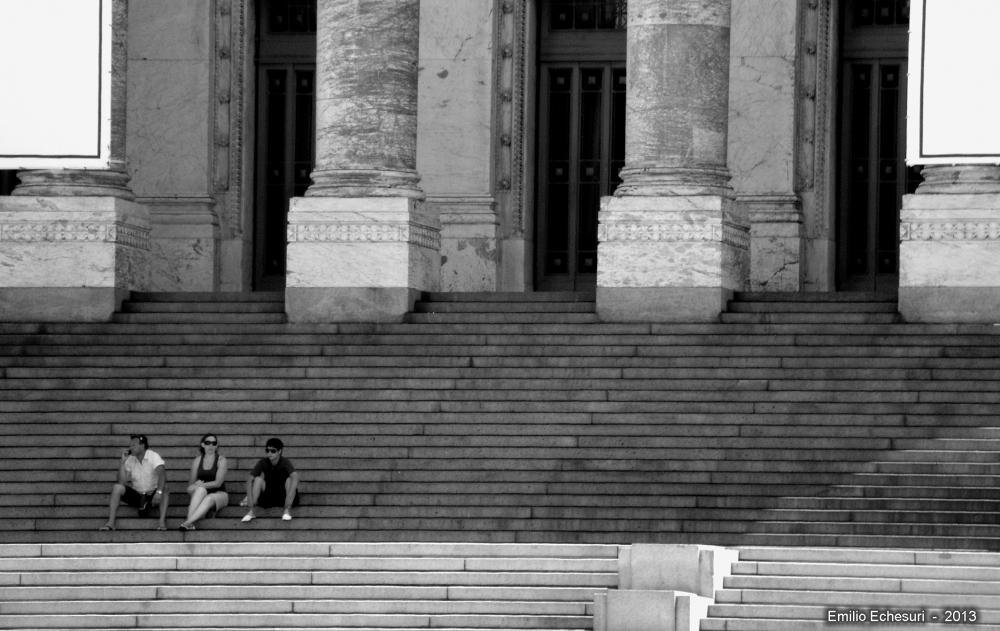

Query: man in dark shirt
<box><xmin>241</xmin><ymin>437</ymin><xmax>299</xmax><ymax>522</ymax></box>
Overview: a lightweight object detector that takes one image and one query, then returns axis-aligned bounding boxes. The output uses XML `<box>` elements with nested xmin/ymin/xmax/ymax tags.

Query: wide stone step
<box><xmin>733</xmin><ymin>291</ymin><xmax>895</xmax><ymax>303</ymax></box>
<box><xmin>710</xmin><ymin>602</ymin><xmax>999</xmax><ymax>620</ymax></box>
<box><xmin>111</xmin><ymin>313</ymin><xmax>289</xmax><ymax>324</ymax></box>
<box><xmin>405</xmin><ymin>314</ymin><xmax>601</xmax><ymax>324</ymax></box>
<box><xmin>18</xmin><ymin>366</ymin><xmax>1000</xmax><ymax>381</ymax></box>
<box><xmin>703</xmin><ymin>620</ymin><xmax>1000</xmax><ymax>631</ymax></box>
<box><xmin>733</xmin><ymin>560</ymin><xmax>1000</xmax><ymax>580</ymax></box>
<box><xmin>0</xmin><ymin>598</ymin><xmax>591</xmax><ymax>615</ymax></box>
<box><xmin>129</xmin><ymin>292</ymin><xmax>285</xmax><ymax>303</ymax></box>
<box><xmin>120</xmin><ymin>302</ymin><xmax>286</xmax><ymax>314</ymax></box>
<box><xmin>719</xmin><ymin>313</ymin><xmax>902</xmax><ymax>324</ymax></box>
<box><xmin>0</xmin><ymin>612</ymin><xmax>592</xmax><ymax>629</ymax></box>
<box><xmin>727</xmin><ymin>302</ymin><xmax>898</xmax><ymax>313</ymax></box>
<box><xmin>421</xmin><ymin>292</ymin><xmax>594</xmax><ymax>303</ymax></box>
<box><xmin>413</xmin><ymin>302</ymin><xmax>595</xmax><ymax>314</ymax></box>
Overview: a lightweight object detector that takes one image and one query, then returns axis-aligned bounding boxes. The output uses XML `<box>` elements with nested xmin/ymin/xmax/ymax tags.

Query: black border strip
<box><xmin>919</xmin><ymin>0</ymin><xmax>998</xmax><ymax>159</ymax></box>
<box><xmin>0</xmin><ymin>0</ymin><xmax>103</xmax><ymax>160</ymax></box>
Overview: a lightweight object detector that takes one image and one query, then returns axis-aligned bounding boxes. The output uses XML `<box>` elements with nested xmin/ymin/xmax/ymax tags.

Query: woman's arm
<box><xmin>187</xmin><ymin>456</ymin><xmax>200</xmax><ymax>492</ymax></box>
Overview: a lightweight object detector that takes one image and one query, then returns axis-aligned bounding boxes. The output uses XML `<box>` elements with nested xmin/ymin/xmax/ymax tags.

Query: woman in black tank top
<box><xmin>179</xmin><ymin>434</ymin><xmax>230</xmax><ymax>531</ymax></box>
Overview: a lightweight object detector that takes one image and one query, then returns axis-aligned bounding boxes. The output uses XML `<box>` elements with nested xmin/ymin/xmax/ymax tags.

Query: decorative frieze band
<box><xmin>900</xmin><ymin>222</ymin><xmax>1000</xmax><ymax>242</ymax></box>
<box><xmin>0</xmin><ymin>222</ymin><xmax>151</xmax><ymax>250</ymax></box>
<box><xmin>287</xmin><ymin>223</ymin><xmax>441</xmax><ymax>250</ymax></box>
<box><xmin>598</xmin><ymin>222</ymin><xmax>750</xmax><ymax>250</ymax></box>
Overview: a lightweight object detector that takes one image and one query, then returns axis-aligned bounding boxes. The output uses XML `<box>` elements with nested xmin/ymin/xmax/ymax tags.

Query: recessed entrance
<box><xmin>837</xmin><ymin>0</ymin><xmax>921</xmax><ymax>293</ymax></box>
<box><xmin>0</xmin><ymin>171</ymin><xmax>16</xmax><ymax>196</ymax></box>
<box><xmin>535</xmin><ymin>0</ymin><xmax>626</xmax><ymax>292</ymax></box>
<box><xmin>253</xmin><ymin>0</ymin><xmax>316</xmax><ymax>291</ymax></box>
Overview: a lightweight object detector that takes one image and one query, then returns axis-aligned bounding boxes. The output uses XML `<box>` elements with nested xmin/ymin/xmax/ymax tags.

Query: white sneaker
<box><xmin>241</xmin><ymin>512</ymin><xmax>255</xmax><ymax>523</ymax></box>
<box><xmin>282</xmin><ymin>510</ymin><xmax>292</xmax><ymax>521</ymax></box>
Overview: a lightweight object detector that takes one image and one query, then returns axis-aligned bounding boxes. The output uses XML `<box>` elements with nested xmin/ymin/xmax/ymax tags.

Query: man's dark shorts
<box><xmin>122</xmin><ymin>487</ymin><xmax>156</xmax><ymax>513</ymax></box>
<box><xmin>257</xmin><ymin>488</ymin><xmax>301</xmax><ymax>509</ymax></box>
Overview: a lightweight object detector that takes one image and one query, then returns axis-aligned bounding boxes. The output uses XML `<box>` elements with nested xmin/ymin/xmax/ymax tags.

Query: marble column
<box><xmin>597</xmin><ymin>0</ymin><xmax>748</xmax><ymax>322</ymax></box>
<box><xmin>287</xmin><ymin>0</ymin><xmax>439</xmax><ymax>322</ymax></box>
<box><xmin>0</xmin><ymin>0</ymin><xmax>150</xmax><ymax>322</ymax></box>
<box><xmin>899</xmin><ymin>165</ymin><xmax>1000</xmax><ymax>322</ymax></box>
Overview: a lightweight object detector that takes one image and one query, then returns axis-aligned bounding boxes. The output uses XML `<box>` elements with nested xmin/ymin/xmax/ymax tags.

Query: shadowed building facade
<box><xmin>1</xmin><ymin>0</ymin><xmax>998</xmax><ymax>322</ymax></box>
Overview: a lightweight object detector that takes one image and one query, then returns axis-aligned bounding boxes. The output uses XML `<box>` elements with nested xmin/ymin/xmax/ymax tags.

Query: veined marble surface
<box><xmin>0</xmin><ymin>197</ymin><xmax>150</xmax><ymax>290</ymax></box>
<box><xmin>417</xmin><ymin>0</ymin><xmax>493</xmax><ymax>196</ymax></box>
<box><xmin>900</xmin><ymin>192</ymin><xmax>1000</xmax><ymax>288</ymax></box>
<box><xmin>598</xmin><ymin>195</ymin><xmax>748</xmax><ymax>289</ymax></box>
<box><xmin>126</xmin><ymin>0</ymin><xmax>213</xmax><ymax>199</ymax></box>
<box><xmin>287</xmin><ymin>197</ymin><xmax>440</xmax><ymax>291</ymax></box>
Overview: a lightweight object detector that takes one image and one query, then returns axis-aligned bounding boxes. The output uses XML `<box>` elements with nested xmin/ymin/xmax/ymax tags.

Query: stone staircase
<box><xmin>705</xmin><ymin>546</ymin><xmax>1000</xmax><ymax>630</ymax></box>
<box><xmin>2</xmin><ymin>291</ymin><xmax>1000</xmax><ymax>548</ymax></box>
<box><xmin>0</xmin><ymin>542</ymin><xmax>615</xmax><ymax>630</ymax></box>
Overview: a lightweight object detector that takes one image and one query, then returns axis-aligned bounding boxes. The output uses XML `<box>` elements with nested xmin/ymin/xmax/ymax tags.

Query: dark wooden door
<box><xmin>254</xmin><ymin>0</ymin><xmax>316</xmax><ymax>290</ymax></box>
<box><xmin>536</xmin><ymin>0</ymin><xmax>626</xmax><ymax>292</ymax></box>
<box><xmin>837</xmin><ymin>0</ymin><xmax>921</xmax><ymax>293</ymax></box>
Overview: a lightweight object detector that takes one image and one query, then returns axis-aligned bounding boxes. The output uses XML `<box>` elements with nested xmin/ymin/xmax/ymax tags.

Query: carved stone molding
<box><xmin>287</xmin><ymin>223</ymin><xmax>441</xmax><ymax>250</ymax></box>
<box><xmin>900</xmin><ymin>222</ymin><xmax>1000</xmax><ymax>242</ymax></box>
<box><xmin>0</xmin><ymin>222</ymin><xmax>151</xmax><ymax>250</ymax></box>
<box><xmin>742</xmin><ymin>194</ymin><xmax>803</xmax><ymax>224</ymax></box>
<box><xmin>598</xmin><ymin>222</ymin><xmax>750</xmax><ymax>250</ymax></box>
<box><xmin>215</xmin><ymin>0</ymin><xmax>245</xmax><ymax>240</ymax></box>
<box><xmin>796</xmin><ymin>0</ymin><xmax>834</xmax><ymax>241</ymax></box>
<box><xmin>494</xmin><ymin>0</ymin><xmax>527</xmax><ymax>237</ymax></box>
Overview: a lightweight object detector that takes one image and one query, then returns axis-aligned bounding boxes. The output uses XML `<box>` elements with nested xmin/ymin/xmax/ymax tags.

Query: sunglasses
<box><xmin>265</xmin><ymin>448</ymin><xmax>279</xmax><ymax>453</ymax></box>
<box><xmin>202</xmin><ymin>441</ymin><xmax>217</xmax><ymax>446</ymax></box>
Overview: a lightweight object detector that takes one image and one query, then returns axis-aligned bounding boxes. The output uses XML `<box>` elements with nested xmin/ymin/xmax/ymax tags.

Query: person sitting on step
<box><xmin>100</xmin><ymin>434</ymin><xmax>170</xmax><ymax>531</ymax></box>
<box><xmin>178</xmin><ymin>433</ymin><xmax>229</xmax><ymax>531</ymax></box>
<box><xmin>241</xmin><ymin>437</ymin><xmax>299</xmax><ymax>522</ymax></box>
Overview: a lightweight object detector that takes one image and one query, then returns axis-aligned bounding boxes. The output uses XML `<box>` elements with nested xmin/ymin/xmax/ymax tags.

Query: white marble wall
<box><xmin>287</xmin><ymin>197</ymin><xmax>441</xmax><ymax>290</ymax></box>
<box><xmin>598</xmin><ymin>196</ymin><xmax>749</xmax><ymax>289</ymax></box>
<box><xmin>127</xmin><ymin>0</ymin><xmax>218</xmax><ymax>291</ymax></box>
<box><xmin>899</xmin><ymin>192</ymin><xmax>1000</xmax><ymax>321</ymax></box>
<box><xmin>0</xmin><ymin>197</ymin><xmax>150</xmax><ymax>320</ymax></box>
<box><xmin>729</xmin><ymin>0</ymin><xmax>802</xmax><ymax>291</ymax></box>
<box><xmin>418</xmin><ymin>0</ymin><xmax>497</xmax><ymax>291</ymax></box>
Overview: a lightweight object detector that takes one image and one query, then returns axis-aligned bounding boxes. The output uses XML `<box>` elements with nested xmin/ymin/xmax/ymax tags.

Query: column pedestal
<box><xmin>432</xmin><ymin>196</ymin><xmax>499</xmax><ymax>292</ymax></box>
<box><xmin>746</xmin><ymin>196</ymin><xmax>804</xmax><ymax>291</ymax></box>
<box><xmin>145</xmin><ymin>198</ymin><xmax>219</xmax><ymax>292</ymax></box>
<box><xmin>286</xmin><ymin>197</ymin><xmax>440</xmax><ymax>322</ymax></box>
<box><xmin>0</xmin><ymin>196</ymin><xmax>150</xmax><ymax>321</ymax></box>
<box><xmin>899</xmin><ymin>166</ymin><xmax>1000</xmax><ymax>322</ymax></box>
<box><xmin>597</xmin><ymin>196</ymin><xmax>748</xmax><ymax>322</ymax></box>
<box><xmin>596</xmin><ymin>0</ymin><xmax>742</xmax><ymax>322</ymax></box>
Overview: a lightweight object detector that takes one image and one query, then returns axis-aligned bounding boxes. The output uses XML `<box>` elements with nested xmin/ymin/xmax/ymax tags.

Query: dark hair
<box><xmin>198</xmin><ymin>434</ymin><xmax>219</xmax><ymax>456</ymax></box>
<box><xmin>265</xmin><ymin>437</ymin><xmax>284</xmax><ymax>451</ymax></box>
<box><xmin>130</xmin><ymin>434</ymin><xmax>149</xmax><ymax>448</ymax></box>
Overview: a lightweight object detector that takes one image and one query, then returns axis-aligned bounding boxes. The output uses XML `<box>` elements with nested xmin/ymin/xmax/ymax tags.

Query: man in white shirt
<box><xmin>100</xmin><ymin>434</ymin><xmax>170</xmax><ymax>530</ymax></box>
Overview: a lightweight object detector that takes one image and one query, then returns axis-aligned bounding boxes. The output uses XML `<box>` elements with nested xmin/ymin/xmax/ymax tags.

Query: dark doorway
<box><xmin>1</xmin><ymin>171</ymin><xmax>17</xmax><ymax>196</ymax></box>
<box><xmin>254</xmin><ymin>0</ymin><xmax>316</xmax><ymax>291</ymax></box>
<box><xmin>535</xmin><ymin>0</ymin><xmax>626</xmax><ymax>292</ymax></box>
<box><xmin>837</xmin><ymin>0</ymin><xmax>921</xmax><ymax>293</ymax></box>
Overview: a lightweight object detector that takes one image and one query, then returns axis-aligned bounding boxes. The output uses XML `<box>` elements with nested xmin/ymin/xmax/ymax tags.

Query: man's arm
<box><xmin>286</xmin><ymin>471</ymin><xmax>299</xmax><ymax>509</ymax></box>
<box><xmin>117</xmin><ymin>459</ymin><xmax>128</xmax><ymax>486</ymax></box>
<box><xmin>155</xmin><ymin>464</ymin><xmax>166</xmax><ymax>494</ymax></box>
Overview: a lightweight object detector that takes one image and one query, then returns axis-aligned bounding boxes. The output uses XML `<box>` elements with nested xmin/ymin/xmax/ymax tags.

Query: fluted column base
<box><xmin>899</xmin><ymin>166</ymin><xmax>1000</xmax><ymax>322</ymax></box>
<box><xmin>616</xmin><ymin>166</ymin><xmax>734</xmax><ymax>198</ymax></box>
<box><xmin>285</xmin><ymin>197</ymin><xmax>440</xmax><ymax>323</ymax></box>
<box><xmin>305</xmin><ymin>169</ymin><xmax>424</xmax><ymax>200</ymax></box>
<box><xmin>596</xmin><ymin>195</ymin><xmax>749</xmax><ymax>322</ymax></box>
<box><xmin>12</xmin><ymin>169</ymin><xmax>136</xmax><ymax>202</ymax></box>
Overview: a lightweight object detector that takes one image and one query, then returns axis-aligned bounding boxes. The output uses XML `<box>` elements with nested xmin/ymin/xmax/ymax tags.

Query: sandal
<box><xmin>178</xmin><ymin>523</ymin><xmax>195</xmax><ymax>531</ymax></box>
<box><xmin>156</xmin><ymin>525</ymin><xmax>167</xmax><ymax>531</ymax></box>
<box><xmin>99</xmin><ymin>525</ymin><xmax>115</xmax><ymax>531</ymax></box>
